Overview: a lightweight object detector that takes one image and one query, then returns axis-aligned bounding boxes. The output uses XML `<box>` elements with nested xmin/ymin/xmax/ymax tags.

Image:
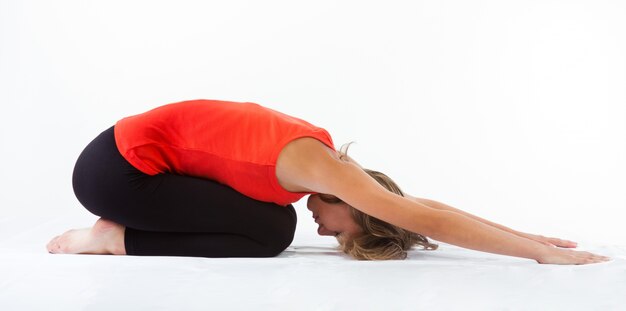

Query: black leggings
<box><xmin>72</xmin><ymin>126</ymin><xmax>297</xmax><ymax>258</ymax></box>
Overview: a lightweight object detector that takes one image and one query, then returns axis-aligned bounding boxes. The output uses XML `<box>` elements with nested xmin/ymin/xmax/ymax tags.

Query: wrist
<box><xmin>530</xmin><ymin>243</ymin><xmax>554</xmax><ymax>262</ymax></box>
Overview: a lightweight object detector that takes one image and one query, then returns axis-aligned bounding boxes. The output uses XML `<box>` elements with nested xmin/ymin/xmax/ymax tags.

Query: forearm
<box><xmin>414</xmin><ymin>198</ymin><xmax>522</xmax><ymax>237</ymax></box>
<box><xmin>427</xmin><ymin>210</ymin><xmax>547</xmax><ymax>261</ymax></box>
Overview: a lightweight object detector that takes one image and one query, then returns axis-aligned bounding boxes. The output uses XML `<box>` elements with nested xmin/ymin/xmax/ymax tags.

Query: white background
<box><xmin>1</xmin><ymin>0</ymin><xmax>624</xmax><ymax>245</ymax></box>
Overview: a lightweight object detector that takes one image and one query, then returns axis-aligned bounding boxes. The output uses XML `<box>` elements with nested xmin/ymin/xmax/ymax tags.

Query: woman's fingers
<box><xmin>523</xmin><ymin>233</ymin><xmax>578</xmax><ymax>248</ymax></box>
<box><xmin>547</xmin><ymin>237</ymin><xmax>577</xmax><ymax>248</ymax></box>
<box><xmin>577</xmin><ymin>251</ymin><xmax>610</xmax><ymax>263</ymax></box>
<box><xmin>536</xmin><ymin>247</ymin><xmax>611</xmax><ymax>265</ymax></box>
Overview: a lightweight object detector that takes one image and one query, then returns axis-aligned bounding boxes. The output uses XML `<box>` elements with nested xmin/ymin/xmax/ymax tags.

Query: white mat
<box><xmin>1</xmin><ymin>211</ymin><xmax>624</xmax><ymax>311</ymax></box>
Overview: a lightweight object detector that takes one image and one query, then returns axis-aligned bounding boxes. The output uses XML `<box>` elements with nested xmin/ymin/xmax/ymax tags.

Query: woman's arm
<box><xmin>301</xmin><ymin>158</ymin><xmax>550</xmax><ymax>261</ymax></box>
<box><xmin>333</xmin><ymin>145</ymin><xmax>576</xmax><ymax>248</ymax></box>
<box><xmin>341</xmin><ymin>153</ymin><xmax>543</xmax><ymax>244</ymax></box>
<box><xmin>406</xmin><ymin>195</ymin><xmax>579</xmax><ymax>248</ymax></box>
<box><xmin>404</xmin><ymin>195</ymin><xmax>522</xmax><ymax>237</ymax></box>
<box><xmin>298</xmin><ymin>153</ymin><xmax>609</xmax><ymax>264</ymax></box>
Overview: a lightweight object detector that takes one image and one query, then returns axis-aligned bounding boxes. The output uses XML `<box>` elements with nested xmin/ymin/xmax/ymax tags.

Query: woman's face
<box><xmin>306</xmin><ymin>194</ymin><xmax>362</xmax><ymax>239</ymax></box>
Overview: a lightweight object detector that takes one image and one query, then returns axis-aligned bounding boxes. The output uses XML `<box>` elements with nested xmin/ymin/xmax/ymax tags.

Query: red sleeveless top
<box><xmin>114</xmin><ymin>99</ymin><xmax>336</xmax><ymax>206</ymax></box>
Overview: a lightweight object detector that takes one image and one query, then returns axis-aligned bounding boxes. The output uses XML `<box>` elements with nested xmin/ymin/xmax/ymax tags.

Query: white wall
<box><xmin>1</xmin><ymin>0</ymin><xmax>624</xmax><ymax>244</ymax></box>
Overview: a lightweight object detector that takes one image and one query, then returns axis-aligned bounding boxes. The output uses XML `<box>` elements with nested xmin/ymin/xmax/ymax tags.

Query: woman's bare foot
<box><xmin>46</xmin><ymin>218</ymin><xmax>126</xmax><ymax>255</ymax></box>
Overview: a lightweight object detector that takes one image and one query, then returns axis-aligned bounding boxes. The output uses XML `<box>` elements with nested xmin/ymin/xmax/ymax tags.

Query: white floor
<box><xmin>1</xmin><ymin>209</ymin><xmax>624</xmax><ymax>311</ymax></box>
<box><xmin>2</xmin><ymin>1</ymin><xmax>626</xmax><ymax>309</ymax></box>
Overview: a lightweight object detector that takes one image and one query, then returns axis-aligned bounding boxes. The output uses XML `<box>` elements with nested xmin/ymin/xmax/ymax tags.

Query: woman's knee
<box><xmin>257</xmin><ymin>204</ymin><xmax>297</xmax><ymax>256</ymax></box>
<box><xmin>257</xmin><ymin>235</ymin><xmax>294</xmax><ymax>257</ymax></box>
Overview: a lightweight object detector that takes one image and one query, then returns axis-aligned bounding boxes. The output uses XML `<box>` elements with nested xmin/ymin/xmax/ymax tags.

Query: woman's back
<box><xmin>114</xmin><ymin>99</ymin><xmax>336</xmax><ymax>206</ymax></box>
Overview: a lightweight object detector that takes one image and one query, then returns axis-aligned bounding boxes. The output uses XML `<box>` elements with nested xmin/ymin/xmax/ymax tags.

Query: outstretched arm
<box><xmin>405</xmin><ymin>195</ymin><xmax>578</xmax><ymax>248</ymax></box>
<box><xmin>403</xmin><ymin>195</ymin><xmax>519</xmax><ymax>235</ymax></box>
<box><xmin>298</xmin><ymin>154</ymin><xmax>610</xmax><ymax>264</ymax></box>
<box><xmin>399</xmin><ymin>195</ymin><xmax>607</xmax><ymax>263</ymax></box>
<box><xmin>339</xmin><ymin>152</ymin><xmax>575</xmax><ymax>247</ymax></box>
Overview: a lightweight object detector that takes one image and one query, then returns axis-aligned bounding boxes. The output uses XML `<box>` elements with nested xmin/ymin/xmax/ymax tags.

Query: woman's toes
<box><xmin>56</xmin><ymin>233</ymin><xmax>75</xmax><ymax>253</ymax></box>
<box><xmin>46</xmin><ymin>219</ymin><xmax>126</xmax><ymax>255</ymax></box>
<box><xmin>46</xmin><ymin>236</ymin><xmax>59</xmax><ymax>253</ymax></box>
<box><xmin>47</xmin><ymin>228</ymin><xmax>92</xmax><ymax>254</ymax></box>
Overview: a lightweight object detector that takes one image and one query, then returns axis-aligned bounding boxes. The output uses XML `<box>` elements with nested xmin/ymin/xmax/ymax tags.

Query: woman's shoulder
<box><xmin>275</xmin><ymin>137</ymin><xmax>339</xmax><ymax>193</ymax></box>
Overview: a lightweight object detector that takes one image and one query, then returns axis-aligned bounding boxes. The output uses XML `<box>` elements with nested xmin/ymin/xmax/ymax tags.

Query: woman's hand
<box><xmin>536</xmin><ymin>247</ymin><xmax>611</xmax><ymax>265</ymax></box>
<box><xmin>519</xmin><ymin>232</ymin><xmax>612</xmax><ymax>264</ymax></box>
<box><xmin>517</xmin><ymin>232</ymin><xmax>578</xmax><ymax>248</ymax></box>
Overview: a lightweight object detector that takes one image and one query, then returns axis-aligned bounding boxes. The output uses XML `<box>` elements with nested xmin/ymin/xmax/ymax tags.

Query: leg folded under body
<box><xmin>71</xmin><ymin>125</ymin><xmax>297</xmax><ymax>258</ymax></box>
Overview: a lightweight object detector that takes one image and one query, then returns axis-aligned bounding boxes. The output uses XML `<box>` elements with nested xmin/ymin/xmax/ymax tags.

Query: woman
<box><xmin>47</xmin><ymin>99</ymin><xmax>610</xmax><ymax>264</ymax></box>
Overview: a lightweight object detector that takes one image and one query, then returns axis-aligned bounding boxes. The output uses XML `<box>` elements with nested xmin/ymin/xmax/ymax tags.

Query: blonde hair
<box><xmin>320</xmin><ymin>141</ymin><xmax>438</xmax><ymax>260</ymax></box>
